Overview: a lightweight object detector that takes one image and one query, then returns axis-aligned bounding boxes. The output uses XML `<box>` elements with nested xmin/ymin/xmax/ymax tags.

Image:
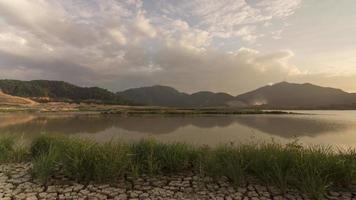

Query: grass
<box><xmin>0</xmin><ymin>135</ymin><xmax>28</xmax><ymax>163</ymax></box>
<box><xmin>32</xmin><ymin>145</ymin><xmax>59</xmax><ymax>184</ymax></box>
<box><xmin>130</xmin><ymin>140</ymin><xmax>194</xmax><ymax>175</ymax></box>
<box><xmin>202</xmin><ymin>145</ymin><xmax>248</xmax><ymax>187</ymax></box>
<box><xmin>61</xmin><ymin>139</ymin><xmax>130</xmax><ymax>182</ymax></box>
<box><xmin>1</xmin><ymin>135</ymin><xmax>356</xmax><ymax>199</ymax></box>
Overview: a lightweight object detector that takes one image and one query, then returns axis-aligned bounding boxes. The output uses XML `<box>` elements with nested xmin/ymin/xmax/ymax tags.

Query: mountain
<box><xmin>118</xmin><ymin>82</ymin><xmax>356</xmax><ymax>108</ymax></box>
<box><xmin>2</xmin><ymin>79</ymin><xmax>356</xmax><ymax>109</ymax></box>
<box><xmin>117</xmin><ymin>85</ymin><xmax>235</xmax><ymax>107</ymax></box>
<box><xmin>0</xmin><ymin>80</ymin><xmax>128</xmax><ymax>104</ymax></box>
<box><xmin>190</xmin><ymin>91</ymin><xmax>235</xmax><ymax>107</ymax></box>
<box><xmin>117</xmin><ymin>85</ymin><xmax>190</xmax><ymax>107</ymax></box>
<box><xmin>235</xmin><ymin>82</ymin><xmax>356</xmax><ymax>109</ymax></box>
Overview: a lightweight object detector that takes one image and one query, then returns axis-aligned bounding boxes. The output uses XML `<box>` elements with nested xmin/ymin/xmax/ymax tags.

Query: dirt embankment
<box><xmin>0</xmin><ymin>90</ymin><xmax>38</xmax><ymax>106</ymax></box>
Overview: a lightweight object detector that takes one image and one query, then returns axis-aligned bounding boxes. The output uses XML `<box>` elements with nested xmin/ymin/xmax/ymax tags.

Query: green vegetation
<box><xmin>1</xmin><ymin>135</ymin><xmax>356</xmax><ymax>199</ymax></box>
<box><xmin>0</xmin><ymin>136</ymin><xmax>28</xmax><ymax>163</ymax></box>
<box><xmin>116</xmin><ymin>85</ymin><xmax>236</xmax><ymax>107</ymax></box>
<box><xmin>32</xmin><ymin>145</ymin><xmax>59</xmax><ymax>184</ymax></box>
<box><xmin>0</xmin><ymin>79</ymin><xmax>129</xmax><ymax>104</ymax></box>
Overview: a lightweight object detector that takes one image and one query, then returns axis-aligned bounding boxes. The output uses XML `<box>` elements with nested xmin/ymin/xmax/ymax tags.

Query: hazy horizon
<box><xmin>0</xmin><ymin>0</ymin><xmax>355</xmax><ymax>94</ymax></box>
<box><xmin>1</xmin><ymin>79</ymin><xmax>353</xmax><ymax>98</ymax></box>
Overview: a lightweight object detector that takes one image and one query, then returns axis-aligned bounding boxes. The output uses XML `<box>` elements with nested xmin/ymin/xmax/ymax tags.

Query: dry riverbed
<box><xmin>1</xmin><ymin>163</ymin><xmax>355</xmax><ymax>200</ymax></box>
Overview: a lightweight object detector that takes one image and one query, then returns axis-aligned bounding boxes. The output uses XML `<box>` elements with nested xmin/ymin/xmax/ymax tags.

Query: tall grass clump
<box><xmin>0</xmin><ymin>136</ymin><xmax>15</xmax><ymax>162</ymax></box>
<box><xmin>130</xmin><ymin>140</ymin><xmax>194</xmax><ymax>175</ymax></box>
<box><xmin>332</xmin><ymin>149</ymin><xmax>356</xmax><ymax>186</ymax></box>
<box><xmin>60</xmin><ymin>139</ymin><xmax>99</xmax><ymax>181</ymax></box>
<box><xmin>30</xmin><ymin>136</ymin><xmax>130</xmax><ymax>182</ymax></box>
<box><xmin>154</xmin><ymin>142</ymin><xmax>194</xmax><ymax>173</ymax></box>
<box><xmin>30</xmin><ymin>135</ymin><xmax>65</xmax><ymax>184</ymax></box>
<box><xmin>292</xmin><ymin>146</ymin><xmax>356</xmax><ymax>199</ymax></box>
<box><xmin>31</xmin><ymin>137</ymin><xmax>137</xmax><ymax>184</ymax></box>
<box><xmin>203</xmin><ymin>145</ymin><xmax>248</xmax><ymax>186</ymax></box>
<box><xmin>0</xmin><ymin>135</ymin><xmax>28</xmax><ymax>163</ymax></box>
<box><xmin>293</xmin><ymin>146</ymin><xmax>334</xmax><ymax>199</ymax></box>
<box><xmin>15</xmin><ymin>135</ymin><xmax>356</xmax><ymax>199</ymax></box>
<box><xmin>32</xmin><ymin>145</ymin><xmax>59</xmax><ymax>184</ymax></box>
<box><xmin>83</xmin><ymin>141</ymin><xmax>130</xmax><ymax>182</ymax></box>
<box><xmin>130</xmin><ymin>140</ymin><xmax>160</xmax><ymax>176</ymax></box>
<box><xmin>30</xmin><ymin>135</ymin><xmax>64</xmax><ymax>157</ymax></box>
<box><xmin>246</xmin><ymin>142</ymin><xmax>299</xmax><ymax>192</ymax></box>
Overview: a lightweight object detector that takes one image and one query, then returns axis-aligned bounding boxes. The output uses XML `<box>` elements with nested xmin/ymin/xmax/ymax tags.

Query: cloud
<box><xmin>234</xmin><ymin>26</ymin><xmax>262</xmax><ymax>43</ymax></box>
<box><xmin>108</xmin><ymin>29</ymin><xmax>127</xmax><ymax>46</ymax></box>
<box><xmin>133</xmin><ymin>11</ymin><xmax>157</xmax><ymax>39</ymax></box>
<box><xmin>0</xmin><ymin>53</ymin><xmax>98</xmax><ymax>91</ymax></box>
<box><xmin>0</xmin><ymin>0</ymin><xmax>101</xmax><ymax>47</ymax></box>
<box><xmin>147</xmin><ymin>0</ymin><xmax>301</xmax><ymax>40</ymax></box>
<box><xmin>104</xmin><ymin>46</ymin><xmax>300</xmax><ymax>94</ymax></box>
<box><xmin>0</xmin><ymin>0</ymin><xmax>315</xmax><ymax>94</ymax></box>
<box><xmin>162</xmin><ymin>19</ymin><xmax>211</xmax><ymax>50</ymax></box>
<box><xmin>0</xmin><ymin>0</ymin><xmax>302</xmax><ymax>51</ymax></box>
<box><xmin>254</xmin><ymin>0</ymin><xmax>302</xmax><ymax>17</ymax></box>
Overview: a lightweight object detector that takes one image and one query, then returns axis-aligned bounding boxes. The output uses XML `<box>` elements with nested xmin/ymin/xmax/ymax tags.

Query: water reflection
<box><xmin>0</xmin><ymin>114</ymin><xmax>36</xmax><ymax>128</ymax></box>
<box><xmin>0</xmin><ymin>114</ymin><xmax>350</xmax><ymax>140</ymax></box>
<box><xmin>0</xmin><ymin>115</ymin><xmax>112</xmax><ymax>135</ymax></box>
<box><xmin>115</xmin><ymin>117</ymin><xmax>235</xmax><ymax>134</ymax></box>
<box><xmin>234</xmin><ymin>115</ymin><xmax>348</xmax><ymax>138</ymax></box>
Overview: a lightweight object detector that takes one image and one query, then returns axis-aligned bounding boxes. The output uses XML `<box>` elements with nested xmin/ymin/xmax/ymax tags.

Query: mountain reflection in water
<box><xmin>0</xmin><ymin>114</ymin><xmax>350</xmax><ymax>140</ymax></box>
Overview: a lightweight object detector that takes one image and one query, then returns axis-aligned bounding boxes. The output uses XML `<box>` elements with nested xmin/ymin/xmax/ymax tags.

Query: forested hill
<box><xmin>2</xmin><ymin>79</ymin><xmax>356</xmax><ymax>109</ymax></box>
<box><xmin>117</xmin><ymin>85</ymin><xmax>235</xmax><ymax>107</ymax></box>
<box><xmin>0</xmin><ymin>80</ymin><xmax>128</xmax><ymax>104</ymax></box>
<box><xmin>235</xmin><ymin>82</ymin><xmax>356</xmax><ymax>109</ymax></box>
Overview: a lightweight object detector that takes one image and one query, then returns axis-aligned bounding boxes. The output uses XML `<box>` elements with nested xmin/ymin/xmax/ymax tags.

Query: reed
<box><xmin>2</xmin><ymin>134</ymin><xmax>356</xmax><ymax>199</ymax></box>
<box><xmin>0</xmin><ymin>135</ymin><xmax>28</xmax><ymax>163</ymax></box>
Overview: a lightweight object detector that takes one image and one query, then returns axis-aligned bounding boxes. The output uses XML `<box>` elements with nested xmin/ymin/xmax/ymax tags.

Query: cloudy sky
<box><xmin>0</xmin><ymin>0</ymin><xmax>356</xmax><ymax>94</ymax></box>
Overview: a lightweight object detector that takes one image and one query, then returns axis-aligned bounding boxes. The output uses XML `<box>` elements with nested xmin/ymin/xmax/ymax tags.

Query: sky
<box><xmin>0</xmin><ymin>0</ymin><xmax>356</xmax><ymax>95</ymax></box>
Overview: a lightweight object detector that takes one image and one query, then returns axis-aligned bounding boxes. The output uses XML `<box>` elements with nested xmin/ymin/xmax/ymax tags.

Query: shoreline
<box><xmin>0</xmin><ymin>104</ymin><xmax>297</xmax><ymax>115</ymax></box>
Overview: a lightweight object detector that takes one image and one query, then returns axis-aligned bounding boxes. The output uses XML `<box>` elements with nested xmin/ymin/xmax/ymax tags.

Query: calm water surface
<box><xmin>1</xmin><ymin>111</ymin><xmax>356</xmax><ymax>147</ymax></box>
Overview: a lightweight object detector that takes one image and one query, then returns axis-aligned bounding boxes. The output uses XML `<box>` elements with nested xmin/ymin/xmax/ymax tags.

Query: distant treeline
<box><xmin>2</xmin><ymin>79</ymin><xmax>356</xmax><ymax>109</ymax></box>
<box><xmin>0</xmin><ymin>80</ymin><xmax>130</xmax><ymax>105</ymax></box>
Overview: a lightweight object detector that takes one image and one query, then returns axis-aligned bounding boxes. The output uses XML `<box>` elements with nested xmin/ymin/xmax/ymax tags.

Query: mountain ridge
<box><xmin>117</xmin><ymin>85</ymin><xmax>235</xmax><ymax>107</ymax></box>
<box><xmin>235</xmin><ymin>81</ymin><xmax>356</xmax><ymax>109</ymax></box>
<box><xmin>1</xmin><ymin>79</ymin><xmax>356</xmax><ymax>109</ymax></box>
<box><xmin>0</xmin><ymin>79</ymin><xmax>128</xmax><ymax>104</ymax></box>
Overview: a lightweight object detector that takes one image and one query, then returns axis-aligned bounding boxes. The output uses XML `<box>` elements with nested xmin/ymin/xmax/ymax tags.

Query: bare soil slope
<box><xmin>0</xmin><ymin>90</ymin><xmax>38</xmax><ymax>106</ymax></box>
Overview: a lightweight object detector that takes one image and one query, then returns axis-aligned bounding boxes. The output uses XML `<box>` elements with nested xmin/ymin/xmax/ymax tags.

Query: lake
<box><xmin>1</xmin><ymin>111</ymin><xmax>356</xmax><ymax>147</ymax></box>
